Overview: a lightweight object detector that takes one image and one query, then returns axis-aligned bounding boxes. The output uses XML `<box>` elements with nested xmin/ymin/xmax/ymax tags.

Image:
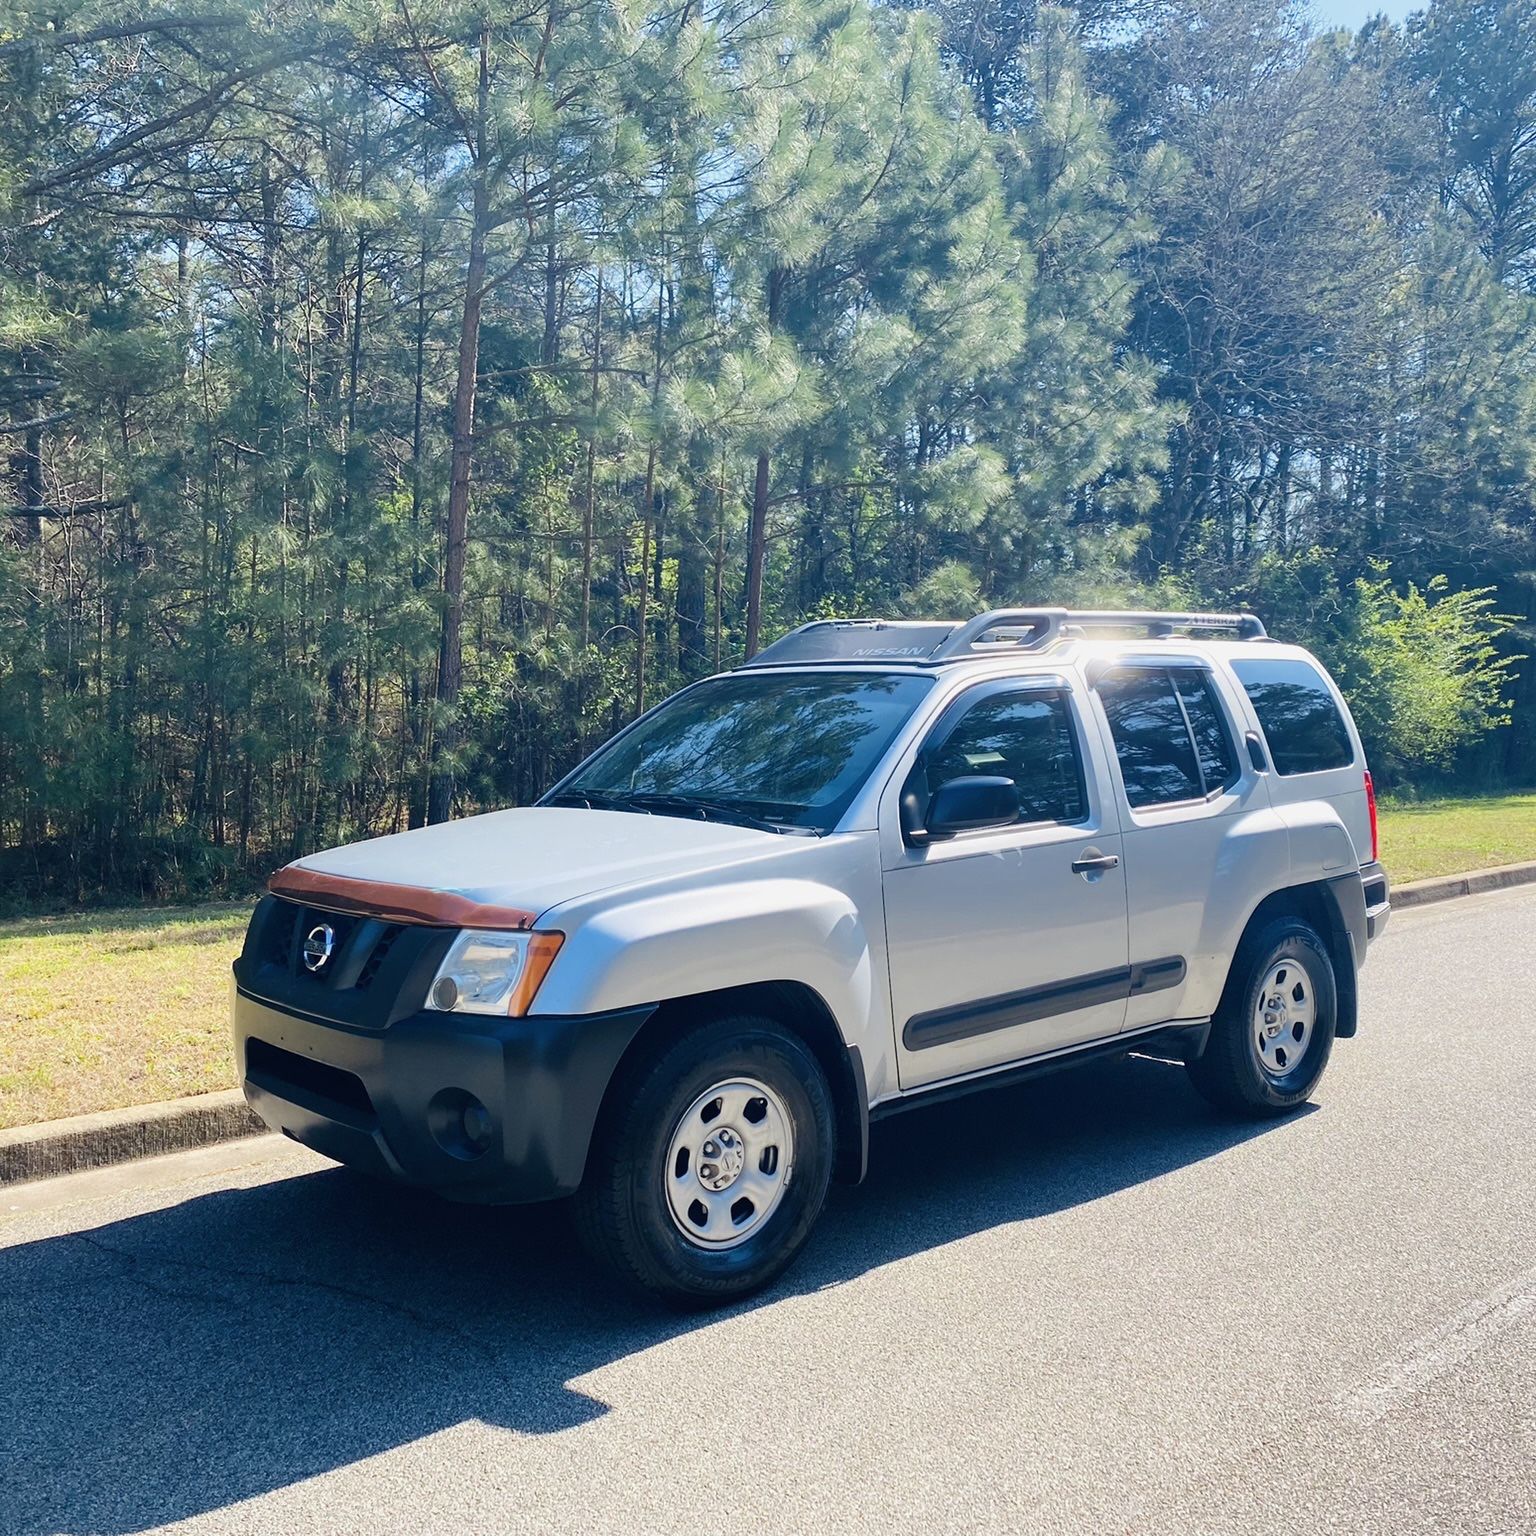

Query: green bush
<box><xmin>1249</xmin><ymin>552</ymin><xmax>1520</xmax><ymax>786</ymax></box>
<box><xmin>1329</xmin><ymin>574</ymin><xmax>1520</xmax><ymax>783</ymax></box>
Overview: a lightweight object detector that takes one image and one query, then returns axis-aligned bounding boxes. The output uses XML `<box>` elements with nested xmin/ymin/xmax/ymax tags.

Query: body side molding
<box><xmin>902</xmin><ymin>956</ymin><xmax>1187</xmax><ymax>1052</ymax></box>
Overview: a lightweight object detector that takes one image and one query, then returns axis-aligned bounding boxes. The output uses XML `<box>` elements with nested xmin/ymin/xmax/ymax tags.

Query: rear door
<box><xmin>882</xmin><ymin>677</ymin><xmax>1131</xmax><ymax>1090</ymax></box>
<box><xmin>1089</xmin><ymin>658</ymin><xmax>1276</xmax><ymax>1029</ymax></box>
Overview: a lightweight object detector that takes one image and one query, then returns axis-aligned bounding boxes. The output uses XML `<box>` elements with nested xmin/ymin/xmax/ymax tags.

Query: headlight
<box><xmin>427</xmin><ymin>930</ymin><xmax>564</xmax><ymax>1017</ymax></box>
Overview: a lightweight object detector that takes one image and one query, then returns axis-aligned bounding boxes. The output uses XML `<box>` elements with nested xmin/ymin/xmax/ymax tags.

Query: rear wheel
<box><xmin>1188</xmin><ymin>917</ymin><xmax>1337</xmax><ymax>1116</ymax></box>
<box><xmin>573</xmin><ymin>1014</ymin><xmax>834</xmax><ymax>1304</ymax></box>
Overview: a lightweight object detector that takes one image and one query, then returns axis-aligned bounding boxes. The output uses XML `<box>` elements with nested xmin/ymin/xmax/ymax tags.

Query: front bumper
<box><xmin>232</xmin><ymin>985</ymin><xmax>654</xmax><ymax>1203</ymax></box>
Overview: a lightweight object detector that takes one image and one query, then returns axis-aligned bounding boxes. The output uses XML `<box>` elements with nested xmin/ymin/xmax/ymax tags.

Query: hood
<box><xmin>274</xmin><ymin>806</ymin><xmax>788</xmax><ymax>926</ymax></box>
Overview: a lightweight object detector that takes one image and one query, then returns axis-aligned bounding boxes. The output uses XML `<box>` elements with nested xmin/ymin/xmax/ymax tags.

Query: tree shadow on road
<box><xmin>1</xmin><ymin>1054</ymin><xmax>1310</xmax><ymax>1534</ymax></box>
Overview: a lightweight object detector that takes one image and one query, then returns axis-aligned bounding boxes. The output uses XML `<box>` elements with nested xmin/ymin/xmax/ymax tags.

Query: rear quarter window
<box><xmin>1231</xmin><ymin>657</ymin><xmax>1355</xmax><ymax>775</ymax></box>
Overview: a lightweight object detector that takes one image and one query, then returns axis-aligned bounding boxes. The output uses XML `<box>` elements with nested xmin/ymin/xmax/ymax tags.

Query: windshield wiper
<box><xmin>545</xmin><ymin>790</ymin><xmax>634</xmax><ymax>812</ymax></box>
<box><xmin>547</xmin><ymin>789</ymin><xmax>814</xmax><ymax>836</ymax></box>
<box><xmin>622</xmin><ymin>792</ymin><xmax>815</xmax><ymax>835</ymax></box>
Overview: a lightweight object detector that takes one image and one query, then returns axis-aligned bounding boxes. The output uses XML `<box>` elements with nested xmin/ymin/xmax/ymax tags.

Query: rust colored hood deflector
<box><xmin>268</xmin><ymin>865</ymin><xmax>537</xmax><ymax>930</ymax></box>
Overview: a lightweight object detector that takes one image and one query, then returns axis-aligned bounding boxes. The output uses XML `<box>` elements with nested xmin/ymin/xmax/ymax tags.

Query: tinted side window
<box><xmin>922</xmin><ymin>690</ymin><xmax>1085</xmax><ymax>825</ymax></box>
<box><xmin>1174</xmin><ymin>670</ymin><xmax>1238</xmax><ymax>792</ymax></box>
<box><xmin>1098</xmin><ymin>669</ymin><xmax>1204</xmax><ymax>807</ymax></box>
<box><xmin>1231</xmin><ymin>658</ymin><xmax>1354</xmax><ymax>775</ymax></box>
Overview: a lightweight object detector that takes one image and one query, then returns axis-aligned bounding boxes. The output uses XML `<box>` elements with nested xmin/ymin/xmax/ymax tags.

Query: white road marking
<box><xmin>1337</xmin><ymin>1264</ymin><xmax>1536</xmax><ymax>1424</ymax></box>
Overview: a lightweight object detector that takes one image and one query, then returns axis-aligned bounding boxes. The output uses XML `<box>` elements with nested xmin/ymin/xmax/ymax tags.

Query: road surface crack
<box><xmin>67</xmin><ymin>1231</ymin><xmax>513</xmax><ymax>1373</ymax></box>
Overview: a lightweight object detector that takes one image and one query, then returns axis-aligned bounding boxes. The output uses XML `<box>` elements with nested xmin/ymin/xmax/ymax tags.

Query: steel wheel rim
<box><xmin>663</xmin><ymin>1077</ymin><xmax>794</xmax><ymax>1250</ymax></box>
<box><xmin>1253</xmin><ymin>957</ymin><xmax>1316</xmax><ymax>1079</ymax></box>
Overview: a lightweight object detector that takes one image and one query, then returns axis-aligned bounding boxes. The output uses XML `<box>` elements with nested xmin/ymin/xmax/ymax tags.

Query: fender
<box><xmin>1199</xmin><ymin>800</ymin><xmax>1366</xmax><ymax>1039</ymax></box>
<box><xmin>531</xmin><ymin>876</ymin><xmax>878</xmax><ymax>1053</ymax></box>
<box><xmin>1173</xmin><ymin>799</ymin><xmax>1364</xmax><ymax>1025</ymax></box>
<box><xmin>1276</xmin><ymin>799</ymin><xmax>1361</xmax><ymax>876</ymax></box>
<box><xmin>1280</xmin><ymin>798</ymin><xmax>1367</xmax><ymax>1041</ymax></box>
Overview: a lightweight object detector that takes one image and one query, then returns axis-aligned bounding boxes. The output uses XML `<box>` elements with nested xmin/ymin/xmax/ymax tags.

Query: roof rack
<box><xmin>744</xmin><ymin>608</ymin><xmax>1266</xmax><ymax>668</ymax></box>
<box><xmin>933</xmin><ymin>607</ymin><xmax>1267</xmax><ymax>659</ymax></box>
<box><xmin>744</xmin><ymin>619</ymin><xmax>960</xmax><ymax>668</ymax></box>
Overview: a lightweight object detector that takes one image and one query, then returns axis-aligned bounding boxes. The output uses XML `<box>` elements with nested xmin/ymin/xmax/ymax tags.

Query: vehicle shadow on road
<box><xmin>2</xmin><ymin>1054</ymin><xmax>1309</xmax><ymax>1535</ymax></box>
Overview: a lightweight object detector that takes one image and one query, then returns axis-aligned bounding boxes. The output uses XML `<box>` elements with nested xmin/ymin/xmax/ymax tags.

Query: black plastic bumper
<box><xmin>232</xmin><ymin>984</ymin><xmax>655</xmax><ymax>1204</ymax></box>
<box><xmin>1360</xmin><ymin>860</ymin><xmax>1391</xmax><ymax>941</ymax></box>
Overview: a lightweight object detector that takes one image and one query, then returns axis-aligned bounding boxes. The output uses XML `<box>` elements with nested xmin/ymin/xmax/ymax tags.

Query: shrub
<box><xmin>1247</xmin><ymin>550</ymin><xmax>1522</xmax><ymax>786</ymax></box>
<box><xmin>1328</xmin><ymin>573</ymin><xmax>1520</xmax><ymax>784</ymax></box>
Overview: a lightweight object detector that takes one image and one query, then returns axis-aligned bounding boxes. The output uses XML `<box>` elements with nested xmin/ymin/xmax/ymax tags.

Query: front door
<box><xmin>883</xmin><ymin>679</ymin><xmax>1131</xmax><ymax>1091</ymax></box>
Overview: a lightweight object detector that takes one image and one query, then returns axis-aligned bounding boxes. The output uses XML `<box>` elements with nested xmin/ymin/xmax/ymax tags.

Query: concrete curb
<box><xmin>0</xmin><ymin>1089</ymin><xmax>264</xmax><ymax>1188</ymax></box>
<box><xmin>1391</xmin><ymin>859</ymin><xmax>1536</xmax><ymax>910</ymax></box>
<box><xmin>4</xmin><ymin>861</ymin><xmax>1535</xmax><ymax>1190</ymax></box>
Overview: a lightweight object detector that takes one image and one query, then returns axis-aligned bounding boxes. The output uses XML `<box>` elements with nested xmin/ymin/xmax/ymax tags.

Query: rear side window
<box><xmin>920</xmin><ymin>688</ymin><xmax>1086</xmax><ymax>825</ymax></box>
<box><xmin>1097</xmin><ymin>666</ymin><xmax>1238</xmax><ymax>808</ymax></box>
<box><xmin>1231</xmin><ymin>658</ymin><xmax>1354</xmax><ymax>775</ymax></box>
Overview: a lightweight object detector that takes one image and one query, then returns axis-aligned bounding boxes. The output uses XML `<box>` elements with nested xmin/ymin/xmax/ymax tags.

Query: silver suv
<box><xmin>233</xmin><ymin>609</ymin><xmax>1391</xmax><ymax>1302</ymax></box>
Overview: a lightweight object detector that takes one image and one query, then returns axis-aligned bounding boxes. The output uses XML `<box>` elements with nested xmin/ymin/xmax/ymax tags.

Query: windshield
<box><xmin>549</xmin><ymin>671</ymin><xmax>933</xmax><ymax>833</ymax></box>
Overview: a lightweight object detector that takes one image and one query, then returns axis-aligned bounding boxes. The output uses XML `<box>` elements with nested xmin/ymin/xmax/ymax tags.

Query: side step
<box><xmin>869</xmin><ymin>1021</ymin><xmax>1212</xmax><ymax>1122</ymax></box>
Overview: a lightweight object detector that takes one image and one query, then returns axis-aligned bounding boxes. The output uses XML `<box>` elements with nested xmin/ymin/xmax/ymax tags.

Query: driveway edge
<box><xmin>0</xmin><ymin>1089</ymin><xmax>264</xmax><ymax>1188</ymax></box>
<box><xmin>5</xmin><ymin>861</ymin><xmax>1536</xmax><ymax>1189</ymax></box>
<box><xmin>1391</xmin><ymin>859</ymin><xmax>1536</xmax><ymax>909</ymax></box>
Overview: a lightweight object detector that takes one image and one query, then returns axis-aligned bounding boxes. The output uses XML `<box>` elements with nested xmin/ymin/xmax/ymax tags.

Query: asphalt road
<box><xmin>4</xmin><ymin>887</ymin><xmax>1535</xmax><ymax>1536</ymax></box>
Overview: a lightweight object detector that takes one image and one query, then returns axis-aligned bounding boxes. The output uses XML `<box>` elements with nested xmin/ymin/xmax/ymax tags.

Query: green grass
<box><xmin>1377</xmin><ymin>793</ymin><xmax>1536</xmax><ymax>884</ymax></box>
<box><xmin>1</xmin><ymin>794</ymin><xmax>1533</xmax><ymax>1131</ymax></box>
<box><xmin>0</xmin><ymin>903</ymin><xmax>251</xmax><ymax>1131</ymax></box>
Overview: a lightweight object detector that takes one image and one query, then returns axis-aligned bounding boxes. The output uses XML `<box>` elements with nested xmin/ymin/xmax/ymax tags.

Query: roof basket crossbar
<box><xmin>743</xmin><ymin>608</ymin><xmax>1266</xmax><ymax>668</ymax></box>
<box><xmin>930</xmin><ymin>608</ymin><xmax>1266</xmax><ymax>659</ymax></box>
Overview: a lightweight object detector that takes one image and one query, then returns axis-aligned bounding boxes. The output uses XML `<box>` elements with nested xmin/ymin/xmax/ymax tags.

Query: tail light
<box><xmin>1363</xmin><ymin>770</ymin><xmax>1379</xmax><ymax>863</ymax></box>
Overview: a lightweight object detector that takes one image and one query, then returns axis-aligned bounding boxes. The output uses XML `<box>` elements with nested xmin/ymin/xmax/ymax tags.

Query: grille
<box><xmin>239</xmin><ymin>894</ymin><xmax>451</xmax><ymax>1030</ymax></box>
<box><xmin>264</xmin><ymin>901</ymin><xmax>361</xmax><ymax>977</ymax></box>
<box><xmin>294</xmin><ymin>908</ymin><xmax>360</xmax><ymax>970</ymax></box>
<box><xmin>262</xmin><ymin>907</ymin><xmax>294</xmax><ymax>968</ymax></box>
<box><xmin>355</xmin><ymin>923</ymin><xmax>402</xmax><ymax>990</ymax></box>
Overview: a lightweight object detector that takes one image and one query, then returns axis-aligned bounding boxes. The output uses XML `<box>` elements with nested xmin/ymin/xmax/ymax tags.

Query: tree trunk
<box><xmin>676</xmin><ymin>493</ymin><xmax>708</xmax><ymax>679</ymax></box>
<box><xmin>580</xmin><ymin>275</ymin><xmax>602</xmax><ymax>648</ymax></box>
<box><xmin>635</xmin><ymin>447</ymin><xmax>656</xmax><ymax>716</ymax></box>
<box><xmin>407</xmin><ymin>206</ymin><xmax>431</xmax><ymax>829</ymax></box>
<box><xmin>713</xmin><ymin>456</ymin><xmax>727</xmax><ymax>671</ymax></box>
<box><xmin>742</xmin><ymin>268</ymin><xmax>783</xmax><ymax>658</ymax></box>
<box><xmin>542</xmin><ymin>206</ymin><xmax>561</xmax><ymax>365</ymax></box>
<box><xmin>17</xmin><ymin>420</ymin><xmax>44</xmax><ymax>543</ymax></box>
<box><xmin>427</xmin><ymin>24</ymin><xmax>491</xmax><ymax>825</ymax></box>
<box><xmin>634</xmin><ymin>274</ymin><xmax>666</xmax><ymax>712</ymax></box>
<box><xmin>745</xmin><ymin>449</ymin><xmax>770</xmax><ymax>655</ymax></box>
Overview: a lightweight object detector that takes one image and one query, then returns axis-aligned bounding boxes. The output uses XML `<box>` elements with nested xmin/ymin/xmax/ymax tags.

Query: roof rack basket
<box><xmin>930</xmin><ymin>608</ymin><xmax>1266</xmax><ymax>660</ymax></box>
<box><xmin>744</xmin><ymin>608</ymin><xmax>1266</xmax><ymax>668</ymax></box>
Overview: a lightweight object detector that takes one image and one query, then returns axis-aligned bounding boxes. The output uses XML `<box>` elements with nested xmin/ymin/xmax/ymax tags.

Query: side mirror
<box><xmin>923</xmin><ymin>775</ymin><xmax>1019</xmax><ymax>840</ymax></box>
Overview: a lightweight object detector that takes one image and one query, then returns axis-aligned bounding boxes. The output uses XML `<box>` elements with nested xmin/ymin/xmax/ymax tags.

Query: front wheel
<box><xmin>573</xmin><ymin>1014</ymin><xmax>835</xmax><ymax>1304</ymax></box>
<box><xmin>1188</xmin><ymin>917</ymin><xmax>1338</xmax><ymax>1116</ymax></box>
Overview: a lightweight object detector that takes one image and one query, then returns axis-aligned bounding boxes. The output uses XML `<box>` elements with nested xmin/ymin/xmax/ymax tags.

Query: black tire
<box><xmin>1188</xmin><ymin>917</ymin><xmax>1338</xmax><ymax>1117</ymax></box>
<box><xmin>573</xmin><ymin>1013</ymin><xmax>835</xmax><ymax>1305</ymax></box>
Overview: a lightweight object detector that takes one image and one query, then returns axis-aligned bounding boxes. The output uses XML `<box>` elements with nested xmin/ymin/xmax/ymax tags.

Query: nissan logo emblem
<box><xmin>301</xmin><ymin>923</ymin><xmax>336</xmax><ymax>973</ymax></box>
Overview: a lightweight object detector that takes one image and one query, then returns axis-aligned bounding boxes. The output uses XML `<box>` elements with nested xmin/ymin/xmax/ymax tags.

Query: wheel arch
<box><xmin>1224</xmin><ymin>881</ymin><xmax>1359</xmax><ymax>1039</ymax></box>
<box><xmin>595</xmin><ymin>980</ymin><xmax>870</xmax><ymax>1186</ymax></box>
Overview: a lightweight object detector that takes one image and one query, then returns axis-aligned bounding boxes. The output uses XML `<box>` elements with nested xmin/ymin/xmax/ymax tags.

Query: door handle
<box><xmin>1071</xmin><ymin>849</ymin><xmax>1120</xmax><ymax>875</ymax></box>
